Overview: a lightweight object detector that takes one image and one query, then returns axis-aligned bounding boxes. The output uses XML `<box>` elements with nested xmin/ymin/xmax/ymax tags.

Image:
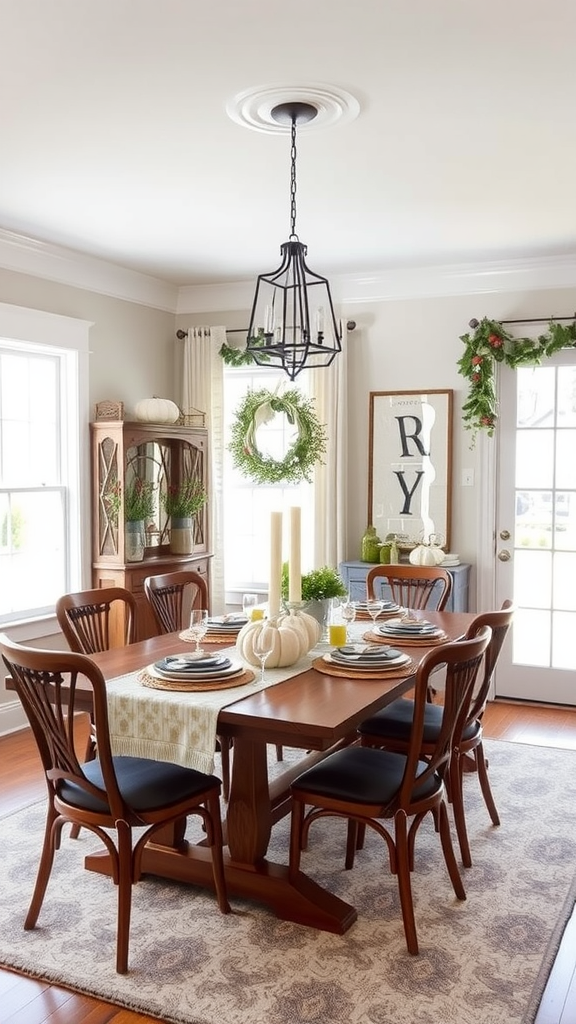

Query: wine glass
<box><xmin>340</xmin><ymin>598</ymin><xmax>357</xmax><ymax>640</ymax></box>
<box><xmin>252</xmin><ymin>626</ymin><xmax>275</xmax><ymax>684</ymax></box>
<box><xmin>188</xmin><ymin>608</ymin><xmax>209</xmax><ymax>654</ymax></box>
<box><xmin>366</xmin><ymin>598</ymin><xmax>383</xmax><ymax>633</ymax></box>
<box><xmin>242</xmin><ymin>593</ymin><xmax>258</xmax><ymax>621</ymax></box>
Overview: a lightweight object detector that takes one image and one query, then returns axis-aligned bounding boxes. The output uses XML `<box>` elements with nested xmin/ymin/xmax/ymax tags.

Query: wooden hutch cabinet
<box><xmin>90</xmin><ymin>420</ymin><xmax>212</xmax><ymax>641</ymax></box>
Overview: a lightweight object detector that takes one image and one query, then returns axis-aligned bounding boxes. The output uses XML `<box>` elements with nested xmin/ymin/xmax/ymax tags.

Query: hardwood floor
<box><xmin>1</xmin><ymin>701</ymin><xmax>576</xmax><ymax>1024</ymax></box>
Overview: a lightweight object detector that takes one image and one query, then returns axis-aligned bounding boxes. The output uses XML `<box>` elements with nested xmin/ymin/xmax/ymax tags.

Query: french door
<box><xmin>494</xmin><ymin>347</ymin><xmax>576</xmax><ymax>704</ymax></box>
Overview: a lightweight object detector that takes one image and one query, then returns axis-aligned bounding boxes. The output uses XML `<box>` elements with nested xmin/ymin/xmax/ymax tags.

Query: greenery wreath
<box><xmin>458</xmin><ymin>316</ymin><xmax>576</xmax><ymax>444</ymax></box>
<box><xmin>228</xmin><ymin>387</ymin><xmax>327</xmax><ymax>484</ymax></box>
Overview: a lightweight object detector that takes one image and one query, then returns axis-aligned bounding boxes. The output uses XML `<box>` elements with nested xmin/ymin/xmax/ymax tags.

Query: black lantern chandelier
<box><xmin>245</xmin><ymin>102</ymin><xmax>342</xmax><ymax>380</ymax></box>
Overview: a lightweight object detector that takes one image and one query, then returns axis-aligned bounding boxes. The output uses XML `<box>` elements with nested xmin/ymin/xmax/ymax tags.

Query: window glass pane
<box><xmin>223</xmin><ymin>367</ymin><xmax>313</xmax><ymax>592</ymax></box>
<box><xmin>0</xmin><ymin>339</ymin><xmax>74</xmax><ymax>624</ymax></box>
<box><xmin>0</xmin><ymin>490</ymin><xmax>66</xmax><ymax>615</ymax></box>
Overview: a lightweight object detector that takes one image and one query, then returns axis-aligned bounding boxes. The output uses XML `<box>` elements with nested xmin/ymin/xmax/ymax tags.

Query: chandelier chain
<box><xmin>289</xmin><ymin>118</ymin><xmax>298</xmax><ymax>238</ymax></box>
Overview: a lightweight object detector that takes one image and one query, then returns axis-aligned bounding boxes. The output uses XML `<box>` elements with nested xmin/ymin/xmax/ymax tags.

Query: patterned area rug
<box><xmin>1</xmin><ymin>740</ymin><xmax>576</xmax><ymax>1024</ymax></box>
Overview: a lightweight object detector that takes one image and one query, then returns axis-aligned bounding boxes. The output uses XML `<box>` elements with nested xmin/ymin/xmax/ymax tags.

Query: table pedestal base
<box><xmin>84</xmin><ymin>844</ymin><xmax>357</xmax><ymax>934</ymax></box>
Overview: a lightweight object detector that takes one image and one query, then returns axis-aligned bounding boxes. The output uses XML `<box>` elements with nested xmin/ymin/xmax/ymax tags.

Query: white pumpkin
<box><xmin>236</xmin><ymin>618</ymin><xmax>307</xmax><ymax>668</ymax></box>
<box><xmin>276</xmin><ymin>608</ymin><xmax>321</xmax><ymax>650</ymax></box>
<box><xmin>409</xmin><ymin>543</ymin><xmax>445</xmax><ymax>566</ymax></box>
<box><xmin>135</xmin><ymin>398</ymin><xmax>180</xmax><ymax>424</ymax></box>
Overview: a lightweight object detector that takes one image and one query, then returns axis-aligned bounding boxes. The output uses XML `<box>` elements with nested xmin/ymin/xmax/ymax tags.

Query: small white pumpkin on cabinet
<box><xmin>134</xmin><ymin>397</ymin><xmax>180</xmax><ymax>425</ymax></box>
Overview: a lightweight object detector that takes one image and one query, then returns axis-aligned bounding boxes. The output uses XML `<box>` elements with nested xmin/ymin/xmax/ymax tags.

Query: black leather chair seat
<box><xmin>359</xmin><ymin>697</ymin><xmax>480</xmax><ymax>744</ymax></box>
<box><xmin>59</xmin><ymin>757</ymin><xmax>221</xmax><ymax>814</ymax></box>
<box><xmin>291</xmin><ymin>745</ymin><xmax>439</xmax><ymax>805</ymax></box>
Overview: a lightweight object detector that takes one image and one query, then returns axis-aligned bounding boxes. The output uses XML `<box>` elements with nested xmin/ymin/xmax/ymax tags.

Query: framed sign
<box><xmin>368</xmin><ymin>390</ymin><xmax>453</xmax><ymax>549</ymax></box>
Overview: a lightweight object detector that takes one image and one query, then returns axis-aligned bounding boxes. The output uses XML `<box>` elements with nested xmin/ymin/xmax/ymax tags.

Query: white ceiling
<box><xmin>2</xmin><ymin>0</ymin><xmax>576</xmax><ymax>289</ymax></box>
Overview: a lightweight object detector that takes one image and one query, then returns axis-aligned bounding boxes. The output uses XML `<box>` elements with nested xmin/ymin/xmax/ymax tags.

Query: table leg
<box><xmin>225</xmin><ymin>736</ymin><xmax>271</xmax><ymax>863</ymax></box>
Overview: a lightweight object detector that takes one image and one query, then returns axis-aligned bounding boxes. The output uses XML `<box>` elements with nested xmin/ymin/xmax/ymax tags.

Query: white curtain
<box><xmin>181</xmin><ymin>326</ymin><xmax>226</xmax><ymax>614</ymax></box>
<box><xmin>309</xmin><ymin>322</ymin><xmax>348</xmax><ymax>568</ymax></box>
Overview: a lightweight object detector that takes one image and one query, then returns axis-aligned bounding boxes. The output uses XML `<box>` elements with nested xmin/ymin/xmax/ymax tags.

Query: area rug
<box><xmin>1</xmin><ymin>740</ymin><xmax>576</xmax><ymax>1024</ymax></box>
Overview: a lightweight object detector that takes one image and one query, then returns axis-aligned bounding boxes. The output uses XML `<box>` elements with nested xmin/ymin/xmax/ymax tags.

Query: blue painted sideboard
<box><xmin>338</xmin><ymin>560</ymin><xmax>471</xmax><ymax>612</ymax></box>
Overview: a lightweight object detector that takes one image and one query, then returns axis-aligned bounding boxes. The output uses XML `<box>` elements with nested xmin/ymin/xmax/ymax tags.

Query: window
<box><xmin>222</xmin><ymin>366</ymin><xmax>313</xmax><ymax>600</ymax></box>
<box><xmin>0</xmin><ymin>303</ymin><xmax>90</xmax><ymax>626</ymax></box>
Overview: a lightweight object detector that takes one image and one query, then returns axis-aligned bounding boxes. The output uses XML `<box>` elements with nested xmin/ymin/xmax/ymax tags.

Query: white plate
<box><xmin>324</xmin><ymin>650</ymin><xmax>409</xmax><ymax>669</ymax></box>
<box><xmin>152</xmin><ymin>657</ymin><xmax>243</xmax><ymax>681</ymax></box>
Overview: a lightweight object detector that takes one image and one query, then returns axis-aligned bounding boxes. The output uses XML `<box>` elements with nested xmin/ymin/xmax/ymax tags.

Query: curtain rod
<box><xmin>469</xmin><ymin>314</ymin><xmax>575</xmax><ymax>328</ymax></box>
<box><xmin>176</xmin><ymin>320</ymin><xmax>357</xmax><ymax>340</ymax></box>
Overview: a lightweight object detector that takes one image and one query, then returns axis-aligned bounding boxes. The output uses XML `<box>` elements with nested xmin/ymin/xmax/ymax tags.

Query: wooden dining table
<box><xmin>70</xmin><ymin>609</ymin><xmax>477</xmax><ymax>933</ymax></box>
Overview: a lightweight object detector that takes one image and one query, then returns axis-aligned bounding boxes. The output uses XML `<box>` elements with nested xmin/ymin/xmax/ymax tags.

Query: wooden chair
<box><xmin>358</xmin><ymin>601</ymin><xmax>514</xmax><ymax>867</ymax></box>
<box><xmin>288</xmin><ymin>628</ymin><xmax>491</xmax><ymax>955</ymax></box>
<box><xmin>56</xmin><ymin>587</ymin><xmax>137</xmax><ymax>654</ymax></box>
<box><xmin>143</xmin><ymin>570</ymin><xmax>236</xmax><ymax>800</ymax></box>
<box><xmin>143</xmin><ymin>570</ymin><xmax>208</xmax><ymax>635</ymax></box>
<box><xmin>0</xmin><ymin>633</ymin><xmax>230</xmax><ymax>974</ymax></box>
<box><xmin>366</xmin><ymin>563</ymin><xmax>453</xmax><ymax>611</ymax></box>
<box><xmin>56</xmin><ymin>587</ymin><xmax>139</xmax><ymax>836</ymax></box>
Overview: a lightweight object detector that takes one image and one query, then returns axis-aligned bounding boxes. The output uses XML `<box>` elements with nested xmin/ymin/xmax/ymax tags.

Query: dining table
<box><xmin>36</xmin><ymin>608</ymin><xmax>478</xmax><ymax>934</ymax></box>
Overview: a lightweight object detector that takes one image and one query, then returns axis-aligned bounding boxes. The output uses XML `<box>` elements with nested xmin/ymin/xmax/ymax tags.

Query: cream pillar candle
<box><xmin>289</xmin><ymin>506</ymin><xmax>302</xmax><ymax>603</ymax></box>
<box><xmin>268</xmin><ymin>511</ymin><xmax>283</xmax><ymax>617</ymax></box>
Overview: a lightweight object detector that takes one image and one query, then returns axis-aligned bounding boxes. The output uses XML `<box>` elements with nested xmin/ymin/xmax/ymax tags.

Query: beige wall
<box><xmin>0</xmin><ymin>268</ymin><xmax>176</xmax><ymax>414</ymax></box>
<box><xmin>176</xmin><ymin>285</ymin><xmax>576</xmax><ymax>575</ymax></box>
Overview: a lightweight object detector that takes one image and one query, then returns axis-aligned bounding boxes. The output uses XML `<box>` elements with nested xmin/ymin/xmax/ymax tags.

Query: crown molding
<box><xmin>177</xmin><ymin>254</ymin><xmax>576</xmax><ymax>314</ymax></box>
<box><xmin>0</xmin><ymin>229</ymin><xmax>179</xmax><ymax>312</ymax></box>
<box><xmin>1</xmin><ymin>228</ymin><xmax>575</xmax><ymax>314</ymax></box>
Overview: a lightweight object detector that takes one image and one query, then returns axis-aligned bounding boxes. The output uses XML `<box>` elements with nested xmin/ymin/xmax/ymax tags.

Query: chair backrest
<box><xmin>399</xmin><ymin>626</ymin><xmax>492</xmax><ymax>809</ymax></box>
<box><xmin>464</xmin><ymin>599</ymin><xmax>515</xmax><ymax>724</ymax></box>
<box><xmin>144</xmin><ymin>570</ymin><xmax>209</xmax><ymax>634</ymax></box>
<box><xmin>56</xmin><ymin>587</ymin><xmax>137</xmax><ymax>654</ymax></box>
<box><xmin>366</xmin><ymin>563</ymin><xmax>453</xmax><ymax>611</ymax></box>
<box><xmin>0</xmin><ymin>633</ymin><xmax>126</xmax><ymax>820</ymax></box>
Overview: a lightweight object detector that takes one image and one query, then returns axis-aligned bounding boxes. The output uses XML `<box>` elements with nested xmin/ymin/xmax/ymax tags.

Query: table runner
<box><xmin>106</xmin><ymin>640</ymin><xmax>332</xmax><ymax>774</ymax></box>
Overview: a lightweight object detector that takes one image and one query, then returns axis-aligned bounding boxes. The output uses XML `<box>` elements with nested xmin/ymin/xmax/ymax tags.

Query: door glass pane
<box><xmin>552</xmin><ymin>612</ymin><xmax>576</xmax><ymax>670</ymax></box>
<box><xmin>513</xmin><ymin>549</ymin><xmax>551</xmax><ymax>609</ymax></box>
<box><xmin>517</xmin><ymin>366</ymin><xmax>555</xmax><ymax>427</ymax></box>
<box><xmin>556</xmin><ymin>432</ymin><xmax>576</xmax><ymax>487</ymax></box>
<box><xmin>553</xmin><ymin>552</ymin><xmax>576</xmax><ymax>610</ymax></box>
<box><xmin>512</xmin><ymin>608</ymin><xmax>550</xmax><ymax>667</ymax></box>
<box><xmin>557</xmin><ymin>366</ymin><xmax>576</xmax><ymax>427</ymax></box>
<box><xmin>515</xmin><ymin>430</ymin><xmax>553</xmax><ymax>488</ymax></box>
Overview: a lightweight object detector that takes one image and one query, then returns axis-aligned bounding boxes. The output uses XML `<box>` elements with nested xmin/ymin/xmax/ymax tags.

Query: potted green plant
<box><xmin>123</xmin><ymin>478</ymin><xmax>156</xmax><ymax>562</ymax></box>
<box><xmin>124</xmin><ymin>478</ymin><xmax>156</xmax><ymax>521</ymax></box>
<box><xmin>281</xmin><ymin>563</ymin><xmax>347</xmax><ymax>633</ymax></box>
<box><xmin>161</xmin><ymin>478</ymin><xmax>207</xmax><ymax>554</ymax></box>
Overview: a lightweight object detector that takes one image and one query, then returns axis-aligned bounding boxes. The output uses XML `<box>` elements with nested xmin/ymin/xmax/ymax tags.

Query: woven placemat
<box><xmin>138</xmin><ymin>666</ymin><xmax>255</xmax><ymax>691</ymax></box>
<box><xmin>312</xmin><ymin>655</ymin><xmax>415</xmax><ymax>680</ymax></box>
<box><xmin>362</xmin><ymin>629</ymin><xmax>449</xmax><ymax>647</ymax></box>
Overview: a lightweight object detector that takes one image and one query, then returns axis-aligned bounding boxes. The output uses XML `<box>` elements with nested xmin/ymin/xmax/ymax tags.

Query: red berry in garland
<box><xmin>488</xmin><ymin>334</ymin><xmax>503</xmax><ymax>348</ymax></box>
<box><xmin>471</xmin><ymin>355</ymin><xmax>483</xmax><ymax>365</ymax></box>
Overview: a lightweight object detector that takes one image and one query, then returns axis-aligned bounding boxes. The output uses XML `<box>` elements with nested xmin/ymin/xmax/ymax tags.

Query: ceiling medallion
<box><xmin>226</xmin><ymin>82</ymin><xmax>360</xmax><ymax>135</ymax></box>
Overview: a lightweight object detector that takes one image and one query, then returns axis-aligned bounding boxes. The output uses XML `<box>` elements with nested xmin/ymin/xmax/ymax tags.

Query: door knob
<box><xmin>499</xmin><ymin>529</ymin><xmax>511</xmax><ymax>540</ymax></box>
<box><xmin>498</xmin><ymin>549</ymin><xmax>511</xmax><ymax>562</ymax></box>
